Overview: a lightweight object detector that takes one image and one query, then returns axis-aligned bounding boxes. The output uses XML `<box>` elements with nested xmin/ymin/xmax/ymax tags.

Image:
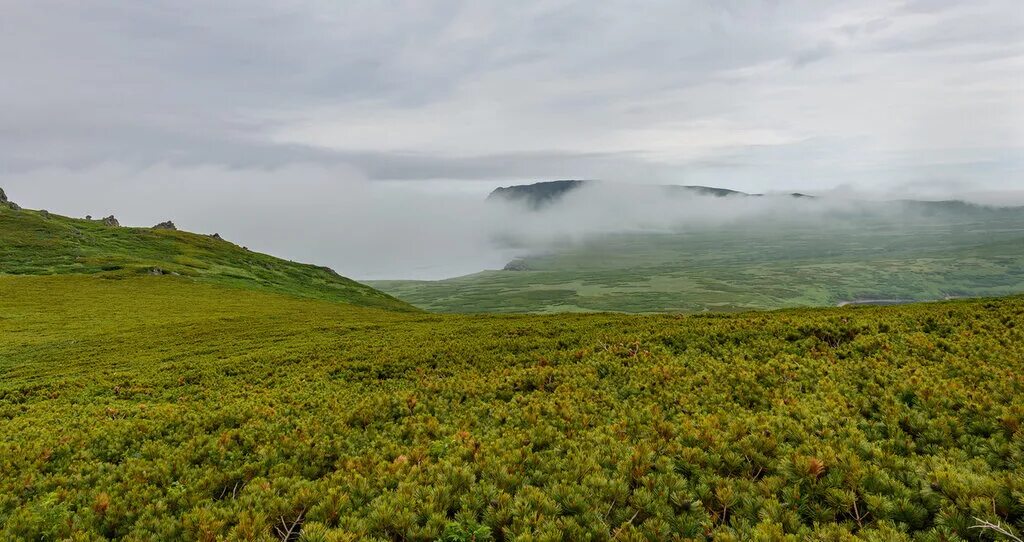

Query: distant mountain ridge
<box><xmin>485</xmin><ymin>180</ymin><xmax>1022</xmax><ymax>213</ymax></box>
<box><xmin>487</xmin><ymin>180</ymin><xmax>812</xmax><ymax>209</ymax></box>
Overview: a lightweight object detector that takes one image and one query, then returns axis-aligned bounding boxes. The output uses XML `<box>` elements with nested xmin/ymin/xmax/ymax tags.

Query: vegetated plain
<box><xmin>369</xmin><ymin>204</ymin><xmax>1024</xmax><ymax>314</ymax></box>
<box><xmin>2</xmin><ymin>202</ymin><xmax>1023</xmax><ymax>541</ymax></box>
<box><xmin>4</xmin><ymin>274</ymin><xmax>1024</xmax><ymax>541</ymax></box>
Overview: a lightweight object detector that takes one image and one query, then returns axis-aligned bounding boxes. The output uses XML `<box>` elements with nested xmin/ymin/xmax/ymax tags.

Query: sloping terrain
<box><xmin>0</xmin><ymin>203</ymin><xmax>414</xmax><ymax>311</ymax></box>
<box><xmin>1</xmin><ymin>275</ymin><xmax>1022</xmax><ymax>540</ymax></box>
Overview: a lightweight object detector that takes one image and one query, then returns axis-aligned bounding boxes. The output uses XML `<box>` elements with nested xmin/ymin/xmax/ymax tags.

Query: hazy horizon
<box><xmin>4</xmin><ymin>178</ymin><xmax>1022</xmax><ymax>280</ymax></box>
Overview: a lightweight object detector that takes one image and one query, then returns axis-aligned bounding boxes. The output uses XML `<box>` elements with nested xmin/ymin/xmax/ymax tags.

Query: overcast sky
<box><xmin>2</xmin><ymin>1</ymin><xmax>1023</xmax><ymax>278</ymax></box>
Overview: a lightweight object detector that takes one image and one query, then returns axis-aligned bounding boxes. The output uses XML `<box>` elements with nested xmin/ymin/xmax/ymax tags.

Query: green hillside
<box><xmin>2</xmin><ymin>274</ymin><xmax>1023</xmax><ymax>540</ymax></box>
<box><xmin>0</xmin><ymin>203</ymin><xmax>414</xmax><ymax>312</ymax></box>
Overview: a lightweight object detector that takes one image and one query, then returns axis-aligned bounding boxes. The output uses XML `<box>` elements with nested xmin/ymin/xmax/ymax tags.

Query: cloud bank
<box><xmin>4</xmin><ymin>167</ymin><xmax>1021</xmax><ymax>280</ymax></box>
<box><xmin>2</xmin><ymin>2</ymin><xmax>1022</xmax><ymax>278</ymax></box>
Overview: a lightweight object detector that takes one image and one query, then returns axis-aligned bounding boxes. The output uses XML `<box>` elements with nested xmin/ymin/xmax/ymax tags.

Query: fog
<box><xmin>3</xmin><ymin>2</ymin><xmax>1021</xmax><ymax>281</ymax></box>
<box><xmin>4</xmin><ymin>165</ymin><xmax>1022</xmax><ymax>281</ymax></box>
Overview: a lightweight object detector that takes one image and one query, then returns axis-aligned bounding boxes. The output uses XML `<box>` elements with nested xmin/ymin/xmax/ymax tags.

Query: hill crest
<box><xmin>0</xmin><ymin>196</ymin><xmax>415</xmax><ymax>311</ymax></box>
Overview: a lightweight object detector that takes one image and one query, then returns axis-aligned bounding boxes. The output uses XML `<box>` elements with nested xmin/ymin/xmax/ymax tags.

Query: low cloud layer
<box><xmin>2</xmin><ymin>2</ymin><xmax>1022</xmax><ymax>278</ymax></box>
<box><xmin>5</xmin><ymin>167</ymin><xmax>1021</xmax><ymax>280</ymax></box>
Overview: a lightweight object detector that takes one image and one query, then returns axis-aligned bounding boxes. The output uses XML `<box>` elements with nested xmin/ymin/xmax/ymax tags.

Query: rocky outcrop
<box><xmin>0</xmin><ymin>187</ymin><xmax>20</xmax><ymax>210</ymax></box>
<box><xmin>102</xmin><ymin>215</ymin><xmax>120</xmax><ymax>227</ymax></box>
<box><xmin>153</xmin><ymin>221</ymin><xmax>176</xmax><ymax>230</ymax></box>
<box><xmin>209</xmin><ymin>233</ymin><xmax>223</xmax><ymax>241</ymax></box>
<box><xmin>503</xmin><ymin>259</ymin><xmax>531</xmax><ymax>271</ymax></box>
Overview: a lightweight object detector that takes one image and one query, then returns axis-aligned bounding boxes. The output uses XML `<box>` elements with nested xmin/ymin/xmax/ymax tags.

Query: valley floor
<box><xmin>2</xmin><ymin>275</ymin><xmax>1023</xmax><ymax>540</ymax></box>
<box><xmin>369</xmin><ymin>220</ymin><xmax>1024</xmax><ymax>314</ymax></box>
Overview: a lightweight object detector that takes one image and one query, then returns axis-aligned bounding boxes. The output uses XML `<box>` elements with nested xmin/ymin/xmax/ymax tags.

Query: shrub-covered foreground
<box><xmin>1</xmin><ymin>275</ymin><xmax>1022</xmax><ymax>541</ymax></box>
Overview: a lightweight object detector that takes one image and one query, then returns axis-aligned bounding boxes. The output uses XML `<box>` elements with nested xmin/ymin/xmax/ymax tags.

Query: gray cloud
<box><xmin>3</xmin><ymin>0</ymin><xmax>1021</xmax><ymax>193</ymax></box>
<box><xmin>1</xmin><ymin>1</ymin><xmax>1022</xmax><ymax>278</ymax></box>
<box><xmin>791</xmin><ymin>42</ymin><xmax>837</xmax><ymax>68</ymax></box>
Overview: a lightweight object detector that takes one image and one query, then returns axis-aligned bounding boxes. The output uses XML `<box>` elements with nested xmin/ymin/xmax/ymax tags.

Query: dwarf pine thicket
<box><xmin>1</xmin><ymin>203</ymin><xmax>1023</xmax><ymax>541</ymax></box>
<box><xmin>2</xmin><ymin>273</ymin><xmax>1023</xmax><ymax>541</ymax></box>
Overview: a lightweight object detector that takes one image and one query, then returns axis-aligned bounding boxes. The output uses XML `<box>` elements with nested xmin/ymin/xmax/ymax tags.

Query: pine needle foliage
<box><xmin>2</xmin><ymin>274</ymin><xmax>1022</xmax><ymax>540</ymax></box>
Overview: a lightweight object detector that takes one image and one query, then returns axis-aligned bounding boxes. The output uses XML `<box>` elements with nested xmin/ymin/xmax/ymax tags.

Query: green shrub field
<box><xmin>2</xmin><ymin>273</ymin><xmax>1022</xmax><ymax>541</ymax></box>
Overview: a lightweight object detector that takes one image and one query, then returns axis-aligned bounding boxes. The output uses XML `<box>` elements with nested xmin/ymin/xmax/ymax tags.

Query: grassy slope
<box><xmin>370</xmin><ymin>214</ymin><xmax>1024</xmax><ymax>313</ymax></box>
<box><xmin>0</xmin><ymin>205</ymin><xmax>414</xmax><ymax>312</ymax></box>
<box><xmin>2</xmin><ymin>274</ymin><xmax>1023</xmax><ymax>540</ymax></box>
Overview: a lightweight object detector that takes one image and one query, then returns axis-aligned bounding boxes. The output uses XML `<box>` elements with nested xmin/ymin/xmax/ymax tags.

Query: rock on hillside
<box><xmin>153</xmin><ymin>221</ymin><xmax>177</xmax><ymax>230</ymax></box>
<box><xmin>0</xmin><ymin>187</ymin><xmax>20</xmax><ymax>210</ymax></box>
<box><xmin>503</xmin><ymin>259</ymin><xmax>531</xmax><ymax>271</ymax></box>
<box><xmin>102</xmin><ymin>215</ymin><xmax>120</xmax><ymax>227</ymax></box>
